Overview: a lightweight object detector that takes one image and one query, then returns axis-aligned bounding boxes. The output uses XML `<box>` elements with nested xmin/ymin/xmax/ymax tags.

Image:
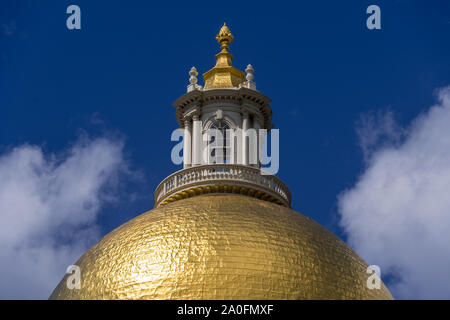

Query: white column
<box><xmin>230</xmin><ymin>129</ymin><xmax>235</xmax><ymax>164</ymax></box>
<box><xmin>192</xmin><ymin>115</ymin><xmax>202</xmax><ymax>165</ymax></box>
<box><xmin>242</xmin><ymin>112</ymin><xmax>249</xmax><ymax>165</ymax></box>
<box><xmin>254</xmin><ymin>119</ymin><xmax>261</xmax><ymax>167</ymax></box>
<box><xmin>259</xmin><ymin>126</ymin><xmax>266</xmax><ymax>168</ymax></box>
<box><xmin>235</xmin><ymin>113</ymin><xmax>242</xmax><ymax>164</ymax></box>
<box><xmin>183</xmin><ymin>119</ymin><xmax>192</xmax><ymax>168</ymax></box>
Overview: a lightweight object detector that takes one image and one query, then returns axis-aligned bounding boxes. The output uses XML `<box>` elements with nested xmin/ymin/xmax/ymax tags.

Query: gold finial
<box><xmin>203</xmin><ymin>23</ymin><xmax>245</xmax><ymax>89</ymax></box>
<box><xmin>216</xmin><ymin>23</ymin><xmax>234</xmax><ymax>53</ymax></box>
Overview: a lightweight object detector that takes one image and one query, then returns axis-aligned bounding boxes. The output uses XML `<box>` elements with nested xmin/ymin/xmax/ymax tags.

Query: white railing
<box><xmin>154</xmin><ymin>164</ymin><xmax>291</xmax><ymax>207</ymax></box>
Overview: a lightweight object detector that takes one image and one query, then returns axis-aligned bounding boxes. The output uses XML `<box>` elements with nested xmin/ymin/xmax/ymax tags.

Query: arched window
<box><xmin>208</xmin><ymin>120</ymin><xmax>230</xmax><ymax>164</ymax></box>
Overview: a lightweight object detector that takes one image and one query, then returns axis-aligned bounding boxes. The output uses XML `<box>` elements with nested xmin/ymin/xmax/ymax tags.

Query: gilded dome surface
<box><xmin>50</xmin><ymin>194</ymin><xmax>392</xmax><ymax>300</ymax></box>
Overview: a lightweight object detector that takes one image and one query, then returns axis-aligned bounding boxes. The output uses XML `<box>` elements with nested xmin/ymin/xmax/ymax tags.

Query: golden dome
<box><xmin>50</xmin><ymin>194</ymin><xmax>392</xmax><ymax>300</ymax></box>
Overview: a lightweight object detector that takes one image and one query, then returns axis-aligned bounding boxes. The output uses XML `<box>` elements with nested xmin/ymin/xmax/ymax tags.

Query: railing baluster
<box><xmin>154</xmin><ymin>164</ymin><xmax>291</xmax><ymax>207</ymax></box>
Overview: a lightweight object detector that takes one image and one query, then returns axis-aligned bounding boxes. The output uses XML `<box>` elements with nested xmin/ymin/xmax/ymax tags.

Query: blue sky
<box><xmin>1</xmin><ymin>0</ymin><xmax>450</xmax><ymax>299</ymax></box>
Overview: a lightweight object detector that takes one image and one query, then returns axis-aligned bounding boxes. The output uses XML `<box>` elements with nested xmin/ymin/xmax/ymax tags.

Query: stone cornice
<box><xmin>174</xmin><ymin>87</ymin><xmax>273</xmax><ymax>129</ymax></box>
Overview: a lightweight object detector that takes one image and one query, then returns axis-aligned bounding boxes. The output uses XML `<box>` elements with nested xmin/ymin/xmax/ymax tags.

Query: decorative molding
<box><xmin>173</xmin><ymin>87</ymin><xmax>273</xmax><ymax>130</ymax></box>
<box><xmin>203</xmin><ymin>116</ymin><xmax>235</xmax><ymax>131</ymax></box>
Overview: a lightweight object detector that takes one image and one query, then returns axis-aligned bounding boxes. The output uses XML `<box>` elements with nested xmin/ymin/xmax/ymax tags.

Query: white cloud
<box><xmin>0</xmin><ymin>136</ymin><xmax>128</xmax><ymax>299</ymax></box>
<box><xmin>355</xmin><ymin>108</ymin><xmax>404</xmax><ymax>162</ymax></box>
<box><xmin>338</xmin><ymin>86</ymin><xmax>450</xmax><ymax>299</ymax></box>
